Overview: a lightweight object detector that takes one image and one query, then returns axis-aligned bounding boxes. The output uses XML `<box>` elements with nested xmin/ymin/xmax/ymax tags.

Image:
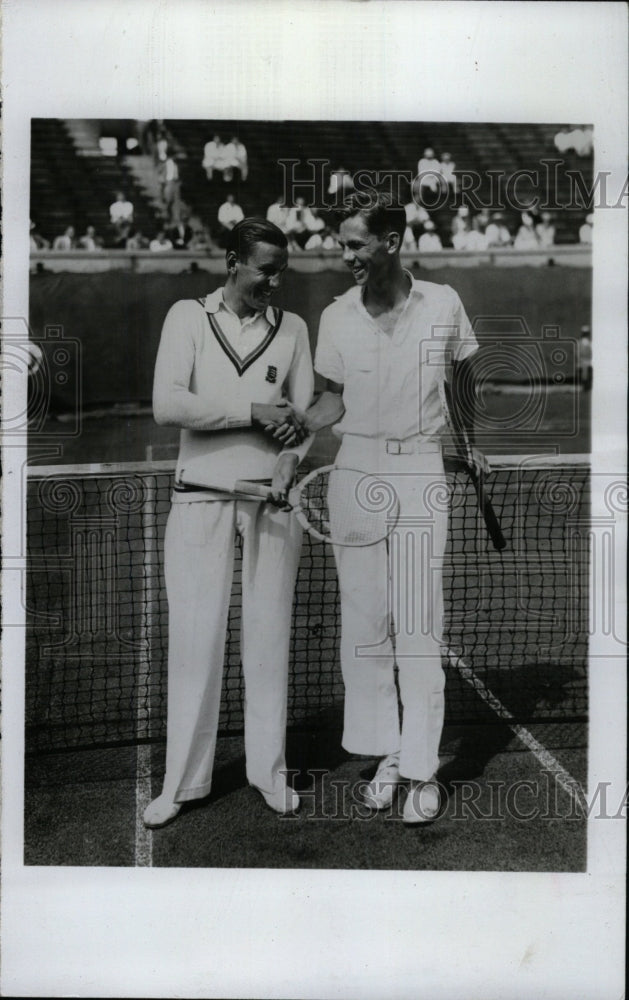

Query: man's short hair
<box><xmin>225</xmin><ymin>218</ymin><xmax>288</xmax><ymax>261</ymax></box>
<box><xmin>337</xmin><ymin>192</ymin><xmax>406</xmax><ymax>243</ymax></box>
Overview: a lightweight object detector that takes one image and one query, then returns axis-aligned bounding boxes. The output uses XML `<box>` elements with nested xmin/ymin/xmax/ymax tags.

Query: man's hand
<box><xmin>251</xmin><ymin>401</ymin><xmax>309</xmax><ymax>447</ymax></box>
<box><xmin>270</xmin><ymin>453</ymin><xmax>299</xmax><ymax>506</ymax></box>
<box><xmin>270</xmin><ymin>403</ymin><xmax>309</xmax><ymax>446</ymax></box>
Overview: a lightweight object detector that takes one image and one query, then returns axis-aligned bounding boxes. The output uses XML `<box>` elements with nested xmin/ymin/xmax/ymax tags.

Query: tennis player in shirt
<box><xmin>302</xmin><ymin>193</ymin><xmax>485</xmax><ymax>824</ymax></box>
<box><xmin>144</xmin><ymin>218</ymin><xmax>313</xmax><ymax>828</ymax></box>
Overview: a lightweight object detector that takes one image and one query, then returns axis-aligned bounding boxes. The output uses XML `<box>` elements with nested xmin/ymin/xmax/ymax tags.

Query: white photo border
<box><xmin>2</xmin><ymin>2</ymin><xmax>627</xmax><ymax>997</ymax></box>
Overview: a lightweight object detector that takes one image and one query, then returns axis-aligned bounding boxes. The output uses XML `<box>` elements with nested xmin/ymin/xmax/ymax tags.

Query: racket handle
<box><xmin>468</xmin><ymin>468</ymin><xmax>507</xmax><ymax>551</ymax></box>
<box><xmin>234</xmin><ymin>480</ymin><xmax>274</xmax><ymax>500</ymax></box>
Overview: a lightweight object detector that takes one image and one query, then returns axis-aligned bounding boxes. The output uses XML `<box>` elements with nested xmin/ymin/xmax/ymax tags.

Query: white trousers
<box><xmin>332</xmin><ymin>437</ymin><xmax>448</xmax><ymax>781</ymax></box>
<box><xmin>160</xmin><ymin>499</ymin><xmax>302</xmax><ymax>803</ymax></box>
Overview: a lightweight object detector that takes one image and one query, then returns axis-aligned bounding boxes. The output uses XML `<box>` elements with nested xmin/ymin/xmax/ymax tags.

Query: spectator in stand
<box><xmin>286</xmin><ymin>198</ymin><xmax>308</xmax><ymax>250</ymax></box>
<box><xmin>328</xmin><ymin>166</ymin><xmax>354</xmax><ymax>200</ymax></box>
<box><xmin>320</xmin><ymin>228</ymin><xmax>339</xmax><ymax>251</ymax></box>
<box><xmin>159</xmin><ymin>155</ymin><xmax>181</xmax><ymax>221</ymax></box>
<box><xmin>514</xmin><ymin>212</ymin><xmax>540</xmax><ymax>250</ymax></box>
<box><xmin>579</xmin><ymin>213</ymin><xmax>593</xmax><ymax>245</ymax></box>
<box><xmin>217</xmin><ymin>193</ymin><xmax>245</xmax><ymax>244</ymax></box>
<box><xmin>188</xmin><ymin>227</ymin><xmax>213</xmax><ymax>252</ymax></box>
<box><xmin>466</xmin><ymin>212</ymin><xmax>490</xmax><ymax>251</ymax></box>
<box><xmin>439</xmin><ymin>152</ymin><xmax>457</xmax><ymax>195</ymax></box>
<box><xmin>30</xmin><ymin>220</ymin><xmax>50</xmax><ymax>251</ymax></box>
<box><xmin>404</xmin><ymin>185</ymin><xmax>430</xmax><ymax>242</ymax></box>
<box><xmin>187</xmin><ymin>215</ymin><xmax>214</xmax><ymax>252</ymax></box>
<box><xmin>109</xmin><ymin>191</ymin><xmax>134</xmax><ymax>245</ymax></box>
<box><xmin>202</xmin><ymin>134</ymin><xmax>226</xmax><ymax>182</ymax></box>
<box><xmin>149</xmin><ymin>230</ymin><xmax>174</xmax><ymax>252</ymax></box>
<box><xmin>554</xmin><ymin>125</ymin><xmax>594</xmax><ymax>157</ymax></box>
<box><xmin>417</xmin><ymin>148</ymin><xmax>441</xmax><ymax>196</ymax></box>
<box><xmin>266</xmin><ymin>195</ymin><xmax>289</xmax><ymax>233</ymax></box>
<box><xmin>126</xmin><ymin>229</ymin><xmax>150</xmax><ymax>250</ymax></box>
<box><xmin>286</xmin><ymin>197</ymin><xmax>321</xmax><ymax>250</ymax></box>
<box><xmin>303</xmin><ymin>212</ymin><xmax>329</xmax><ymax>250</ymax></box>
<box><xmin>52</xmin><ymin>225</ymin><xmax>76</xmax><ymax>250</ymax></box>
<box><xmin>304</xmin><ymin>230</ymin><xmax>323</xmax><ymax>251</ymax></box>
<box><xmin>418</xmin><ymin>219</ymin><xmax>443</xmax><ymax>252</ymax></box>
<box><xmin>451</xmin><ymin>206</ymin><xmax>471</xmax><ymax>248</ymax></box>
<box><xmin>168</xmin><ymin>210</ymin><xmax>194</xmax><ymax>250</ymax></box>
<box><xmin>155</xmin><ymin>129</ymin><xmax>169</xmax><ymax>165</ymax></box>
<box><xmin>222</xmin><ymin>135</ymin><xmax>249</xmax><ymax>183</ymax></box>
<box><xmin>451</xmin><ymin>218</ymin><xmax>472</xmax><ymax>251</ymax></box>
<box><xmin>535</xmin><ymin>211</ymin><xmax>556</xmax><ymax>248</ymax></box>
<box><xmin>402</xmin><ymin>225</ymin><xmax>418</xmax><ymax>251</ymax></box>
<box><xmin>519</xmin><ymin>193</ymin><xmax>541</xmax><ymax>227</ymax></box>
<box><xmin>450</xmin><ymin>205</ymin><xmax>470</xmax><ymax>237</ymax></box>
<box><xmin>77</xmin><ymin>225</ymin><xmax>104</xmax><ymax>250</ymax></box>
<box><xmin>307</xmin><ymin>206</ymin><xmax>325</xmax><ymax>235</ymax></box>
<box><xmin>485</xmin><ymin>212</ymin><xmax>512</xmax><ymax>248</ymax></box>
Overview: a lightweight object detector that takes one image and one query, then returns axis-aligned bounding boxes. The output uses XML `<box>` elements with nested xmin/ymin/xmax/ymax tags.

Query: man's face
<box><xmin>338</xmin><ymin>214</ymin><xmax>391</xmax><ymax>286</ymax></box>
<box><xmin>233</xmin><ymin>241</ymin><xmax>289</xmax><ymax>312</ymax></box>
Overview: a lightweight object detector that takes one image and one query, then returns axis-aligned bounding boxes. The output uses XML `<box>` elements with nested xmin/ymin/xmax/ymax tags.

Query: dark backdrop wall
<box><xmin>29</xmin><ymin>267</ymin><xmax>591</xmax><ymax>411</ymax></box>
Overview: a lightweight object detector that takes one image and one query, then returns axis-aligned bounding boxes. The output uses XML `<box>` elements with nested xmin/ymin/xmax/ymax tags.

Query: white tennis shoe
<box><xmin>402</xmin><ymin>780</ymin><xmax>441</xmax><ymax>825</ymax></box>
<box><xmin>143</xmin><ymin>795</ymin><xmax>182</xmax><ymax>829</ymax></box>
<box><xmin>362</xmin><ymin>753</ymin><xmax>402</xmax><ymax>810</ymax></box>
<box><xmin>254</xmin><ymin>782</ymin><xmax>301</xmax><ymax>815</ymax></box>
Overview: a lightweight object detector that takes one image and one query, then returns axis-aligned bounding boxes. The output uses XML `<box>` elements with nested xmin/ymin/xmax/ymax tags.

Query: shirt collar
<box><xmin>338</xmin><ymin>268</ymin><xmax>422</xmax><ymax>310</ymax></box>
<box><xmin>203</xmin><ymin>287</ymin><xmax>275</xmax><ymax>325</ymax></box>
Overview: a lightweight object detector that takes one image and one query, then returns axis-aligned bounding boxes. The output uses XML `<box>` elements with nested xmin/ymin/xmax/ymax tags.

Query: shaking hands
<box><xmin>251</xmin><ymin>401</ymin><xmax>310</xmax><ymax>447</ymax></box>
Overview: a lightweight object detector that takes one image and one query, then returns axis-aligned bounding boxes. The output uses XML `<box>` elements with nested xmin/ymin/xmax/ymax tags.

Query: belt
<box><xmin>384</xmin><ymin>436</ymin><xmax>441</xmax><ymax>455</ymax></box>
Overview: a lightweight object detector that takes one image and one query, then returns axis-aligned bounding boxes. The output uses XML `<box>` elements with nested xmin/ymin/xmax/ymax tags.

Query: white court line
<box><xmin>135</xmin><ymin>744</ymin><xmax>153</xmax><ymax>867</ymax></box>
<box><xmin>446</xmin><ymin>648</ymin><xmax>587</xmax><ymax>810</ymax></box>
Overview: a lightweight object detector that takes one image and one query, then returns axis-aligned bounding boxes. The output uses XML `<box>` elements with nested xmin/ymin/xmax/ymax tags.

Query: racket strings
<box><xmin>298</xmin><ymin>474</ymin><xmax>333</xmax><ymax>537</ymax></box>
<box><xmin>298</xmin><ymin>470</ymin><xmax>399</xmax><ymax>546</ymax></box>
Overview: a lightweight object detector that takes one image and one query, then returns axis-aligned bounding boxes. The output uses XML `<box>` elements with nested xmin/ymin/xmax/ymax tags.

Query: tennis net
<box><xmin>25</xmin><ymin>455</ymin><xmax>589</xmax><ymax>752</ymax></box>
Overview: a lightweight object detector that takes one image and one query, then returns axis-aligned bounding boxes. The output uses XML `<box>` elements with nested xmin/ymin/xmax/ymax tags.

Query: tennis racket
<box><xmin>288</xmin><ymin>465</ymin><xmax>400</xmax><ymax>546</ymax></box>
<box><xmin>438</xmin><ymin>379</ymin><xmax>506</xmax><ymax>551</ymax></box>
<box><xmin>177</xmin><ymin>466</ymin><xmax>400</xmax><ymax>547</ymax></box>
<box><xmin>176</xmin><ymin>469</ymin><xmax>274</xmax><ymax>502</ymax></box>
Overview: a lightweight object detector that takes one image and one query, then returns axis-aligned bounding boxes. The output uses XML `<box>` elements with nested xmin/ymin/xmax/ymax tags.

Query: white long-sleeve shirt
<box><xmin>153</xmin><ymin>287</ymin><xmax>314</xmax><ymax>497</ymax></box>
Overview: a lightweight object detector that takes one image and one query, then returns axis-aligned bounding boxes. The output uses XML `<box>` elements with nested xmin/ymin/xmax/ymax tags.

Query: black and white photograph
<box><xmin>1</xmin><ymin>2</ymin><xmax>627</xmax><ymax>997</ymax></box>
<box><xmin>24</xmin><ymin>116</ymin><xmax>595</xmax><ymax>870</ymax></box>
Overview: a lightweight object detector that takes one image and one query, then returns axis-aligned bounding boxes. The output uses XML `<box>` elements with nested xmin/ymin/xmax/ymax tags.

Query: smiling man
<box><xmin>302</xmin><ymin>193</ymin><xmax>483</xmax><ymax>825</ymax></box>
<box><xmin>144</xmin><ymin>218</ymin><xmax>314</xmax><ymax>828</ymax></box>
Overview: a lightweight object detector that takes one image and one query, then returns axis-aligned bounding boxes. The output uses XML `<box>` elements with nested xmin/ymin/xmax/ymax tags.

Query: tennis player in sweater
<box><xmin>144</xmin><ymin>218</ymin><xmax>313</xmax><ymax>828</ymax></box>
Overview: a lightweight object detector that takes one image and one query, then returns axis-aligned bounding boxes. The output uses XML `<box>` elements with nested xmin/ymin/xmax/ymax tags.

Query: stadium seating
<box><xmin>30</xmin><ymin>119</ymin><xmax>594</xmax><ymax>247</ymax></box>
<box><xmin>30</xmin><ymin>119</ymin><xmax>158</xmax><ymax>244</ymax></box>
<box><xmin>164</xmin><ymin>119</ymin><xmax>595</xmax><ymax>245</ymax></box>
